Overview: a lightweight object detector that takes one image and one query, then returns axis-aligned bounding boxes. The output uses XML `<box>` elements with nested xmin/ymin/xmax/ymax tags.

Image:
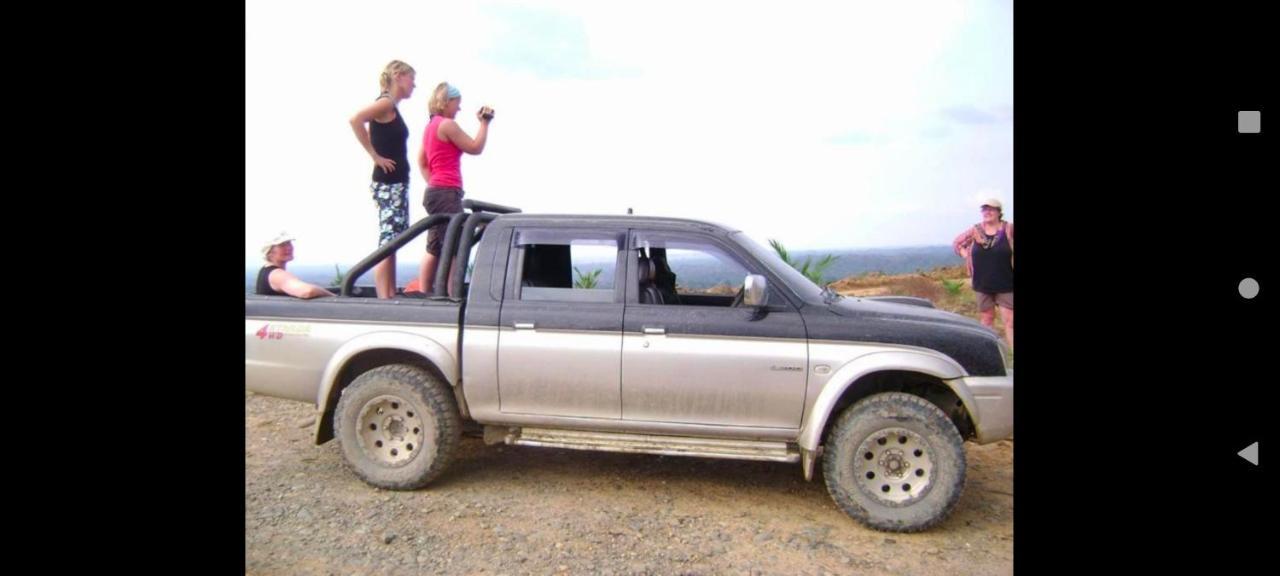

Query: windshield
<box><xmin>731</xmin><ymin>232</ymin><xmax>829</xmax><ymax>302</ymax></box>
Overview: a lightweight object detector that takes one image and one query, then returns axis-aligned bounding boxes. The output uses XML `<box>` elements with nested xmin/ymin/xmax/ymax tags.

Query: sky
<box><xmin>246</xmin><ymin>0</ymin><xmax>1012</xmax><ymax>267</ymax></box>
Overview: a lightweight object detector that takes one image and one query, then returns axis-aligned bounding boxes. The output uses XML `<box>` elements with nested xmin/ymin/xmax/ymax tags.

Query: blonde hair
<box><xmin>378</xmin><ymin>60</ymin><xmax>415</xmax><ymax>93</ymax></box>
<box><xmin>428</xmin><ymin>82</ymin><xmax>457</xmax><ymax>116</ymax></box>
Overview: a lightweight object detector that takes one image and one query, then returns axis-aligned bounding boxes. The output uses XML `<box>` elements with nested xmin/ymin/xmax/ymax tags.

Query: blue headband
<box><xmin>446</xmin><ymin>84</ymin><xmax>461</xmax><ymax>99</ymax></box>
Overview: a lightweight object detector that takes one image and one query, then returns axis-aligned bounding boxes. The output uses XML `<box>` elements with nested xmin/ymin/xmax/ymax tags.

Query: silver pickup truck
<box><xmin>245</xmin><ymin>200</ymin><xmax>1013</xmax><ymax>532</ymax></box>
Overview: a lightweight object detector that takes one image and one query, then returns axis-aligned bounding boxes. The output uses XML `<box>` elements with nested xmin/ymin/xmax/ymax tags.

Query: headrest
<box><xmin>637</xmin><ymin>256</ymin><xmax>654</xmax><ymax>283</ymax></box>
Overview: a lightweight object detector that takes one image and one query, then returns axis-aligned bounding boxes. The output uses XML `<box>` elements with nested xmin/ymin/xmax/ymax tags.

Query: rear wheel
<box><xmin>822</xmin><ymin>392</ymin><xmax>966</xmax><ymax>532</ymax></box>
<box><xmin>333</xmin><ymin>364</ymin><xmax>461</xmax><ymax>490</ymax></box>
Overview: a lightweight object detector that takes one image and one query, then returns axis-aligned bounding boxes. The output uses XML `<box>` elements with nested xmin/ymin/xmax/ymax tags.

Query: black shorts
<box><xmin>425</xmin><ymin>186</ymin><xmax>464</xmax><ymax>256</ymax></box>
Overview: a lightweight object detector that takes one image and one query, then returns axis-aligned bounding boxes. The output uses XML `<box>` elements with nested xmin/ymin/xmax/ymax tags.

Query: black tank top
<box><xmin>256</xmin><ymin>266</ymin><xmax>287</xmax><ymax>296</ymax></box>
<box><xmin>971</xmin><ymin>226</ymin><xmax>1014</xmax><ymax>294</ymax></box>
<box><xmin>369</xmin><ymin>95</ymin><xmax>410</xmax><ymax>184</ymax></box>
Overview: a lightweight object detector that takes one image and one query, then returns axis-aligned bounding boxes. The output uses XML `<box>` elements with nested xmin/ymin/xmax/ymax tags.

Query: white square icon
<box><xmin>1238</xmin><ymin>111</ymin><xmax>1261</xmax><ymax>133</ymax></box>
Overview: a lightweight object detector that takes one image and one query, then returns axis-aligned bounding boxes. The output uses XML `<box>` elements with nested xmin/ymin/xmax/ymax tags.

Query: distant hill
<box><xmin>246</xmin><ymin>245</ymin><xmax>962</xmax><ymax>292</ymax></box>
<box><xmin>672</xmin><ymin>246</ymin><xmax>962</xmax><ymax>289</ymax></box>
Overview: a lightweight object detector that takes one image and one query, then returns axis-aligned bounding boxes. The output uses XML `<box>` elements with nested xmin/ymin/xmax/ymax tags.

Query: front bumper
<box><xmin>952</xmin><ymin>371</ymin><xmax>1013</xmax><ymax>444</ymax></box>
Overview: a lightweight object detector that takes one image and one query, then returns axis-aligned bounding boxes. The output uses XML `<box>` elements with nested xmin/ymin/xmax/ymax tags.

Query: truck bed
<box><xmin>245</xmin><ymin>295</ymin><xmax>464</xmax><ymax>404</ymax></box>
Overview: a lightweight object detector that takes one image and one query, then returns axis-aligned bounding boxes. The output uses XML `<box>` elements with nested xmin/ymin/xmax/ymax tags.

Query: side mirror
<box><xmin>744</xmin><ymin>274</ymin><xmax>768</xmax><ymax>307</ymax></box>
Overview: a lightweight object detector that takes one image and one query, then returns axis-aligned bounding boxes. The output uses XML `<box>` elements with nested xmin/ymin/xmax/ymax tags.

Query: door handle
<box><xmin>514</xmin><ymin>322</ymin><xmax>535</xmax><ymax>330</ymax></box>
<box><xmin>642</xmin><ymin>327</ymin><xmax>666</xmax><ymax>335</ymax></box>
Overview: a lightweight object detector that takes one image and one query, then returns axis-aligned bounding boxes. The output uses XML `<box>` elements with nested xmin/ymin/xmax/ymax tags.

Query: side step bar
<box><xmin>487</xmin><ymin>426</ymin><xmax>800</xmax><ymax>464</ymax></box>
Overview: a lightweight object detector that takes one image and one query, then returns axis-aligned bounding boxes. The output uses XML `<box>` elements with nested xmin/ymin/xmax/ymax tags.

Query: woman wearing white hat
<box><xmin>256</xmin><ymin>232</ymin><xmax>336</xmax><ymax>299</ymax></box>
<box><xmin>952</xmin><ymin>199</ymin><xmax>1014</xmax><ymax>348</ymax></box>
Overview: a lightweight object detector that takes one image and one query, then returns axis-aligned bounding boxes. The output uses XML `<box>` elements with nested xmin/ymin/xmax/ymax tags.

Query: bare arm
<box><xmin>440</xmin><ymin>111</ymin><xmax>491</xmax><ymax>155</ymax></box>
<box><xmin>269</xmin><ymin>269</ymin><xmax>336</xmax><ymax>299</ymax></box>
<box><xmin>349</xmin><ymin>98</ymin><xmax>398</xmax><ymax>173</ymax></box>
<box><xmin>952</xmin><ymin>227</ymin><xmax>975</xmax><ymax>258</ymax></box>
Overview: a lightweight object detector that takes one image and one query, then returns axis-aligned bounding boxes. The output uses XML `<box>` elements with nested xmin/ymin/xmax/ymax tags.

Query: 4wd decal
<box><xmin>255</xmin><ymin>323</ymin><xmax>311</xmax><ymax>340</ymax></box>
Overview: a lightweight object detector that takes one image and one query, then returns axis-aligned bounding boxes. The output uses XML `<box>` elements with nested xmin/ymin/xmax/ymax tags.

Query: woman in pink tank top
<box><xmin>414</xmin><ymin>82</ymin><xmax>494</xmax><ymax>295</ymax></box>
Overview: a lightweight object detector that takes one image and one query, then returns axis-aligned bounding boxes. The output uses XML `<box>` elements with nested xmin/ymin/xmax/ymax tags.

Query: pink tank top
<box><xmin>424</xmin><ymin>115</ymin><xmax>463</xmax><ymax>188</ymax></box>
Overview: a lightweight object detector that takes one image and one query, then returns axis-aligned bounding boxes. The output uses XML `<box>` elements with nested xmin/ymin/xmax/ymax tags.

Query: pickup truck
<box><xmin>245</xmin><ymin>200</ymin><xmax>1013</xmax><ymax>532</ymax></box>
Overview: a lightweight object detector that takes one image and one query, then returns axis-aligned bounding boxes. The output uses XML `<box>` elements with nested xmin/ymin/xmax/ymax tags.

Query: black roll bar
<box><xmin>430</xmin><ymin>213</ymin><xmax>470</xmax><ymax>298</ymax></box>
<box><xmin>338</xmin><ymin>199</ymin><xmax>522</xmax><ymax>298</ymax></box>
<box><xmin>450</xmin><ymin>212</ymin><xmax>499</xmax><ymax>300</ymax></box>
<box><xmin>462</xmin><ymin>199</ymin><xmax>521</xmax><ymax>214</ymax></box>
<box><xmin>340</xmin><ymin>213</ymin><xmax>450</xmax><ymax>296</ymax></box>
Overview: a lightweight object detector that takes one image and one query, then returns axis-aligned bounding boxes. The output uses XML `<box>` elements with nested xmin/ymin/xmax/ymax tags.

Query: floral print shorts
<box><xmin>370</xmin><ymin>181</ymin><xmax>409</xmax><ymax>247</ymax></box>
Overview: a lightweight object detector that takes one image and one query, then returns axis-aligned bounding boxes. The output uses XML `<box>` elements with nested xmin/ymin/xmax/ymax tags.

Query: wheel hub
<box><xmin>384</xmin><ymin>417</ymin><xmax>407</xmax><ymax>439</ymax></box>
<box><xmin>854</xmin><ymin>427</ymin><xmax>936</xmax><ymax>506</ymax></box>
<box><xmin>879</xmin><ymin>449</ymin><xmax>910</xmax><ymax>478</ymax></box>
<box><xmin>356</xmin><ymin>395</ymin><xmax>426</xmax><ymax>466</ymax></box>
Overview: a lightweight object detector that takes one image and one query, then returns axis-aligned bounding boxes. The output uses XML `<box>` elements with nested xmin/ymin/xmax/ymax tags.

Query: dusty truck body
<box><xmin>245</xmin><ymin>200</ymin><xmax>1013</xmax><ymax>532</ymax></box>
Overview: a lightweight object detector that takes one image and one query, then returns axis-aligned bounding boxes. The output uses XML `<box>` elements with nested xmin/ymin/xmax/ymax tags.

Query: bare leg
<box><xmin>980</xmin><ymin>308</ymin><xmax>996</xmax><ymax>329</ymax></box>
<box><xmin>374</xmin><ymin>254</ymin><xmax>396</xmax><ymax>299</ymax></box>
<box><xmin>999</xmin><ymin>305</ymin><xmax>1014</xmax><ymax>348</ymax></box>
<box><xmin>419</xmin><ymin>252</ymin><xmax>438</xmax><ymax>295</ymax></box>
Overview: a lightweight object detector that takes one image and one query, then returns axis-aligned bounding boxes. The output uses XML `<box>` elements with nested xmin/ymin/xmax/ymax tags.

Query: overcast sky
<box><xmin>246</xmin><ymin>0</ymin><xmax>1012</xmax><ymax>266</ymax></box>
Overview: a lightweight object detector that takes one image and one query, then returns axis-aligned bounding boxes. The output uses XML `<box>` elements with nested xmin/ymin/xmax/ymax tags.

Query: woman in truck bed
<box><xmin>256</xmin><ymin>232</ymin><xmax>335</xmax><ymax>299</ymax></box>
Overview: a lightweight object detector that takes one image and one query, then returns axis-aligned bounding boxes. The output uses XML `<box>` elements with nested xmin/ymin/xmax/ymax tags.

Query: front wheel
<box><xmin>821</xmin><ymin>392</ymin><xmax>967</xmax><ymax>532</ymax></box>
<box><xmin>333</xmin><ymin>364</ymin><xmax>461</xmax><ymax>490</ymax></box>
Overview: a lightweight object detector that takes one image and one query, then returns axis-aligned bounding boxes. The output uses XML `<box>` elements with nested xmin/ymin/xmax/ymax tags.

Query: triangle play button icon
<box><xmin>1238</xmin><ymin>442</ymin><xmax>1259</xmax><ymax>466</ymax></box>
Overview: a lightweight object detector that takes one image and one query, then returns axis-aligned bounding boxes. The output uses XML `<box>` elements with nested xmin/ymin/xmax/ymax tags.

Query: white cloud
<box><xmin>247</xmin><ymin>0</ymin><xmax>1011</xmax><ymax>266</ymax></box>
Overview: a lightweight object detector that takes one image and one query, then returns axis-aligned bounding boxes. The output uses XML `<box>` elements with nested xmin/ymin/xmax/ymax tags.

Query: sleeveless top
<box><xmin>369</xmin><ymin>94</ymin><xmax>410</xmax><ymax>184</ymax></box>
<box><xmin>424</xmin><ymin>115</ymin><xmax>463</xmax><ymax>188</ymax></box>
<box><xmin>256</xmin><ymin>265</ymin><xmax>287</xmax><ymax>296</ymax></box>
<box><xmin>971</xmin><ymin>226</ymin><xmax>1014</xmax><ymax>293</ymax></box>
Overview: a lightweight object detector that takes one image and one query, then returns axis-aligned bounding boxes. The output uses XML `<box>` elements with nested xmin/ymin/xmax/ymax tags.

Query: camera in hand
<box><xmin>480</xmin><ymin>106</ymin><xmax>495</xmax><ymax>120</ymax></box>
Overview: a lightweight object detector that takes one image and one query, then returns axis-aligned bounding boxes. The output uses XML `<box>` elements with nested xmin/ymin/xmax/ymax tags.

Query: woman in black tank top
<box><xmin>952</xmin><ymin>199</ymin><xmax>1014</xmax><ymax>348</ymax></box>
<box><xmin>349</xmin><ymin>60</ymin><xmax>417</xmax><ymax>299</ymax></box>
<box><xmin>256</xmin><ymin>233</ymin><xmax>335</xmax><ymax>299</ymax></box>
<box><xmin>255</xmin><ymin>264</ymin><xmax>287</xmax><ymax>296</ymax></box>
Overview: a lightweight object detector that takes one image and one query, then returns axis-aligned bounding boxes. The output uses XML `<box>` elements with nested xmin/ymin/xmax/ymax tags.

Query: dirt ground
<box><xmin>246</xmin><ymin>391</ymin><xmax>1013</xmax><ymax>575</ymax></box>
